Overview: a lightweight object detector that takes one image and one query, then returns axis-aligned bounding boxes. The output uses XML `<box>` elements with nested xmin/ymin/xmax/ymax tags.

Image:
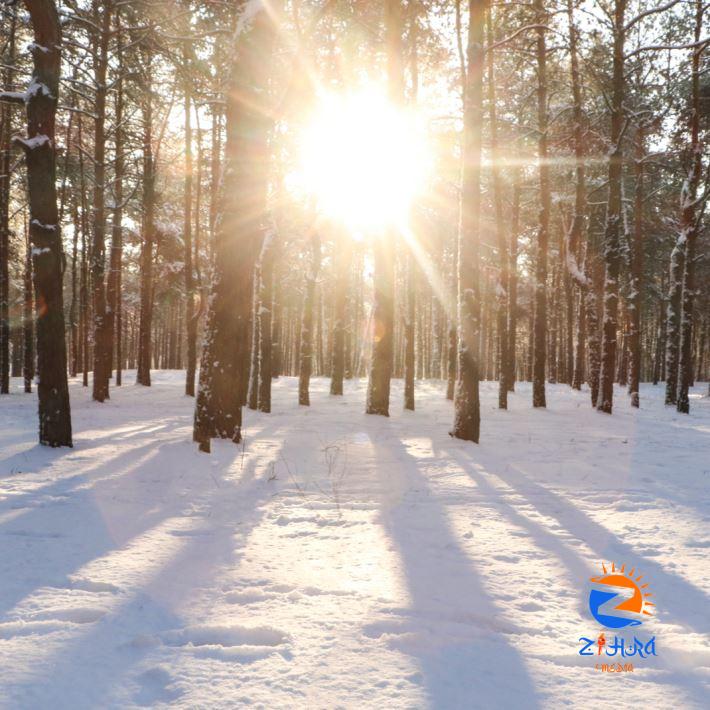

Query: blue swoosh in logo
<box><xmin>589</xmin><ymin>589</ymin><xmax>642</xmax><ymax>629</ymax></box>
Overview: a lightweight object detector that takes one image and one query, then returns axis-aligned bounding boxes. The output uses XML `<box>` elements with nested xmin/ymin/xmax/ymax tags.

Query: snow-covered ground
<box><xmin>0</xmin><ymin>372</ymin><xmax>708</xmax><ymax>709</ymax></box>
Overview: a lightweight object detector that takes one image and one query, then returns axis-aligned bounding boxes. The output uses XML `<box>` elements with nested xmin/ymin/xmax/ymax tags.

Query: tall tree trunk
<box><xmin>194</xmin><ymin>1</ymin><xmax>279</xmax><ymax>451</ymax></box>
<box><xmin>367</xmin><ymin>0</ymin><xmax>403</xmax><ymax>417</ymax></box>
<box><xmin>23</xmin><ymin>230</ymin><xmax>33</xmax><ymax>392</ymax></box>
<box><xmin>676</xmin><ymin>0</ymin><xmax>704</xmax><ymax>414</ymax></box>
<box><xmin>136</xmin><ymin>54</ymin><xmax>155</xmax><ymax>387</ymax></box>
<box><xmin>572</xmin><ymin>289</ymin><xmax>586</xmax><ymax>390</ymax></box>
<box><xmin>184</xmin><ymin>76</ymin><xmax>197</xmax><ymax>396</ymax></box>
<box><xmin>299</xmin><ymin>229</ymin><xmax>320</xmax><ymax>406</ymax></box>
<box><xmin>107</xmin><ymin>12</ymin><xmax>124</xmax><ymax>386</ymax></box>
<box><xmin>330</xmin><ymin>235</ymin><xmax>350</xmax><ymax>395</ymax></box>
<box><xmin>652</xmin><ymin>290</ymin><xmax>665</xmax><ymax>385</ymax></box>
<box><xmin>90</xmin><ymin>1</ymin><xmax>112</xmax><ymax>402</ymax></box>
<box><xmin>403</xmin><ymin>3</ymin><xmax>419</xmax><ymax>410</ymax></box>
<box><xmin>69</xmin><ymin>200</ymin><xmax>79</xmax><ymax>376</ymax></box>
<box><xmin>14</xmin><ymin>0</ymin><xmax>72</xmax><ymax>445</ymax></box>
<box><xmin>487</xmin><ymin>7</ymin><xmax>508</xmax><ymax>409</ymax></box>
<box><xmin>271</xmin><ymin>263</ymin><xmax>283</xmax><ymax>378</ymax></box>
<box><xmin>565</xmin><ymin>0</ymin><xmax>589</xmax><ymax>395</ymax></box>
<box><xmin>627</xmin><ymin>126</ymin><xmax>644</xmax><ymax>406</ymax></box>
<box><xmin>451</xmin><ymin>0</ymin><xmax>485</xmax><ymax>442</ymax></box>
<box><xmin>665</xmin><ymin>239</ymin><xmax>684</xmax><ymax>404</ymax></box>
<box><xmin>587</xmin><ymin>262</ymin><xmax>602</xmax><ymax>406</ymax></box>
<box><xmin>0</xmin><ymin>9</ymin><xmax>15</xmax><ymax>395</ymax></box>
<box><xmin>257</xmin><ymin>227</ymin><xmax>277</xmax><ymax>411</ymax></box>
<box><xmin>507</xmin><ymin>167</ymin><xmax>520</xmax><ymax>392</ymax></box>
<box><xmin>403</xmin><ymin>251</ymin><xmax>415</xmax><ymax>410</ymax></box>
<box><xmin>532</xmin><ymin>0</ymin><xmax>550</xmax><ymax>408</ymax></box>
<box><xmin>597</xmin><ymin>0</ymin><xmax>626</xmax><ymax>413</ymax></box>
<box><xmin>247</xmin><ymin>270</ymin><xmax>260</xmax><ymax>410</ymax></box>
<box><xmin>76</xmin><ymin>114</ymin><xmax>89</xmax><ymax>387</ymax></box>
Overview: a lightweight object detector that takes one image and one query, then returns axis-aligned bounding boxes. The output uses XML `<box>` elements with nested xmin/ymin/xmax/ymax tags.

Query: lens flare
<box><xmin>290</xmin><ymin>90</ymin><xmax>431</xmax><ymax>233</ymax></box>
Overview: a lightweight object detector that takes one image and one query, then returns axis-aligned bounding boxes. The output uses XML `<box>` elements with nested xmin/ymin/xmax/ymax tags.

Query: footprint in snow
<box><xmin>65</xmin><ymin>576</ymin><xmax>121</xmax><ymax>594</ymax></box>
<box><xmin>160</xmin><ymin>624</ymin><xmax>291</xmax><ymax>661</ymax></box>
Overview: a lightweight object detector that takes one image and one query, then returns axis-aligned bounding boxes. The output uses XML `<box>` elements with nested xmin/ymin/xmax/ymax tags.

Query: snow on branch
<box><xmin>14</xmin><ymin>134</ymin><xmax>52</xmax><ymax>151</ymax></box>
<box><xmin>623</xmin><ymin>0</ymin><xmax>684</xmax><ymax>33</ymax></box>
<box><xmin>625</xmin><ymin>36</ymin><xmax>710</xmax><ymax>60</ymax></box>
<box><xmin>484</xmin><ymin>24</ymin><xmax>552</xmax><ymax>54</ymax></box>
<box><xmin>30</xmin><ymin>219</ymin><xmax>58</xmax><ymax>232</ymax></box>
<box><xmin>0</xmin><ymin>90</ymin><xmax>27</xmax><ymax>105</ymax></box>
<box><xmin>565</xmin><ymin>247</ymin><xmax>589</xmax><ymax>289</ymax></box>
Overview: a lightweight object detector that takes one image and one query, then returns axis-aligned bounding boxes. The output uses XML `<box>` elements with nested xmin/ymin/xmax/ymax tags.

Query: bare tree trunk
<box><xmin>487</xmin><ymin>7</ymin><xmax>508</xmax><ymax>409</ymax></box>
<box><xmin>271</xmin><ymin>264</ymin><xmax>283</xmax><ymax>378</ymax></box>
<box><xmin>184</xmin><ymin>78</ymin><xmax>197</xmax><ymax>396</ymax></box>
<box><xmin>676</xmin><ymin>0</ymin><xmax>704</xmax><ymax>414</ymax></box>
<box><xmin>587</xmin><ymin>262</ymin><xmax>602</xmax><ymax>406</ymax></box>
<box><xmin>0</xmin><ymin>9</ymin><xmax>15</xmax><ymax>395</ymax></box>
<box><xmin>627</xmin><ymin>126</ymin><xmax>644</xmax><ymax>406</ymax></box>
<box><xmin>573</xmin><ymin>289</ymin><xmax>586</xmax><ymax>390</ymax></box>
<box><xmin>9</xmin><ymin>0</ymin><xmax>72</xmax><ymax>445</ymax></box>
<box><xmin>507</xmin><ymin>168</ymin><xmax>520</xmax><ymax>392</ymax></box>
<box><xmin>665</xmin><ymin>240</ymin><xmax>684</xmax><ymax>404</ymax></box>
<box><xmin>652</xmin><ymin>290</ymin><xmax>665</xmax><ymax>385</ymax></box>
<box><xmin>136</xmin><ymin>53</ymin><xmax>155</xmax><ymax>387</ymax></box>
<box><xmin>107</xmin><ymin>12</ymin><xmax>124</xmax><ymax>386</ymax></box>
<box><xmin>299</xmin><ymin>229</ymin><xmax>320</xmax><ymax>406</ymax></box>
<box><xmin>69</xmin><ymin>200</ymin><xmax>79</xmax><ymax>377</ymax></box>
<box><xmin>76</xmin><ymin>114</ymin><xmax>89</xmax><ymax>387</ymax></box>
<box><xmin>257</xmin><ymin>228</ymin><xmax>277</xmax><ymax>411</ymax></box>
<box><xmin>532</xmin><ymin>0</ymin><xmax>550</xmax><ymax>408</ymax></box>
<box><xmin>194</xmin><ymin>2</ymin><xmax>279</xmax><ymax>451</ymax></box>
<box><xmin>90</xmin><ymin>2</ymin><xmax>112</xmax><ymax>402</ymax></box>
<box><xmin>403</xmin><ymin>251</ymin><xmax>415</xmax><ymax>410</ymax></box>
<box><xmin>23</xmin><ymin>230</ymin><xmax>33</xmax><ymax>392</ymax></box>
<box><xmin>451</xmin><ymin>0</ymin><xmax>485</xmax><ymax>442</ymax></box>
<box><xmin>597</xmin><ymin>0</ymin><xmax>626</xmax><ymax>413</ymax></box>
<box><xmin>247</xmin><ymin>269</ymin><xmax>260</xmax><ymax>410</ymax></box>
<box><xmin>330</xmin><ymin>235</ymin><xmax>350</xmax><ymax>395</ymax></box>
<box><xmin>367</xmin><ymin>0</ymin><xmax>403</xmax><ymax>417</ymax></box>
<box><xmin>565</xmin><ymin>0</ymin><xmax>589</xmax><ymax>395</ymax></box>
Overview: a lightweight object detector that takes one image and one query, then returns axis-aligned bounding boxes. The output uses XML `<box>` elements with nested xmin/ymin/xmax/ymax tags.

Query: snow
<box><xmin>30</xmin><ymin>247</ymin><xmax>51</xmax><ymax>256</ymax></box>
<box><xmin>0</xmin><ymin>90</ymin><xmax>27</xmax><ymax>103</ymax></box>
<box><xmin>0</xmin><ymin>373</ymin><xmax>708</xmax><ymax>708</ymax></box>
<box><xmin>18</xmin><ymin>136</ymin><xmax>52</xmax><ymax>151</ymax></box>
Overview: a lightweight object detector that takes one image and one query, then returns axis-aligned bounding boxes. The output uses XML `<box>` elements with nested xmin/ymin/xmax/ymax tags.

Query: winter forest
<box><xmin>0</xmin><ymin>0</ymin><xmax>708</xmax><ymax>707</ymax></box>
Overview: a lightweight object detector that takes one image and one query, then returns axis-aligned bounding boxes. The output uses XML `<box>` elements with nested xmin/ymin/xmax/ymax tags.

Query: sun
<box><xmin>290</xmin><ymin>89</ymin><xmax>431</xmax><ymax>234</ymax></box>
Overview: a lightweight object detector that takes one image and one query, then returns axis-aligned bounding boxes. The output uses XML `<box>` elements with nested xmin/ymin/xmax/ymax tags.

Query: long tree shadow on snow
<box><xmin>0</xmin><ymin>438</ymin><xmax>180</xmax><ymax>621</ymax></box>
<box><xmin>369</xmin><ymin>432</ymin><xmax>541</xmax><ymax>709</ymax></box>
<box><xmin>445</xmin><ymin>445</ymin><xmax>710</xmax><ymax>637</ymax></box>
<box><xmin>435</xmin><ymin>443</ymin><xmax>710</xmax><ymax>708</ymax></box>
<box><xmin>0</xmin><ymin>416</ymin><xmax>272</xmax><ymax>617</ymax></box>
<box><xmin>0</xmin><ymin>435</ymin><xmax>289</xmax><ymax>708</ymax></box>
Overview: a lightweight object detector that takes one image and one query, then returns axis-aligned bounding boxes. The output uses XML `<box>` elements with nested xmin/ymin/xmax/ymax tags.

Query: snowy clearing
<box><xmin>0</xmin><ymin>374</ymin><xmax>708</xmax><ymax>708</ymax></box>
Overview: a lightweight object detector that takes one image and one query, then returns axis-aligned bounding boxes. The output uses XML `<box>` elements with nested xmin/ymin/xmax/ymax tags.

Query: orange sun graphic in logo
<box><xmin>589</xmin><ymin>562</ymin><xmax>654</xmax><ymax>629</ymax></box>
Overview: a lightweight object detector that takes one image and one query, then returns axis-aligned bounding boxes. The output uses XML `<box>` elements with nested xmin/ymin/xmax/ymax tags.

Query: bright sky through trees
<box><xmin>290</xmin><ymin>90</ymin><xmax>432</xmax><ymax>233</ymax></box>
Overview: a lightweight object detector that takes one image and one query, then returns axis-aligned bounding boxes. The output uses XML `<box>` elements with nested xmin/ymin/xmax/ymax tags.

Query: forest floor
<box><xmin>0</xmin><ymin>372</ymin><xmax>708</xmax><ymax>709</ymax></box>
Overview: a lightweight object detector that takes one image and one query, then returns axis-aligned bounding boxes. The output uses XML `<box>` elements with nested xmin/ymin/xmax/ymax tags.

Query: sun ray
<box><xmin>290</xmin><ymin>90</ymin><xmax>432</xmax><ymax>233</ymax></box>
